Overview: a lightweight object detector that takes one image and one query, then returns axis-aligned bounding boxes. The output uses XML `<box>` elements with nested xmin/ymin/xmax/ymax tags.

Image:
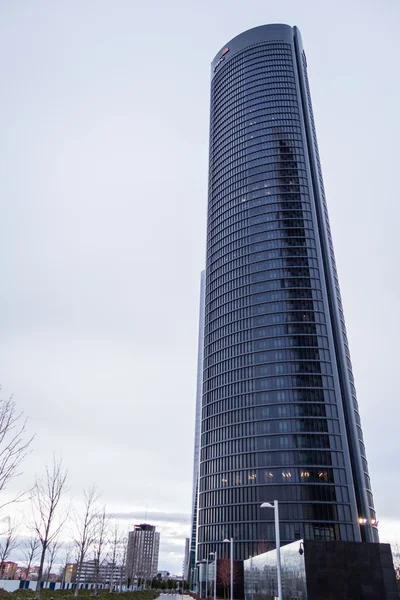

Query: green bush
<box><xmin>3</xmin><ymin>590</ymin><xmax>160</xmax><ymax>600</ymax></box>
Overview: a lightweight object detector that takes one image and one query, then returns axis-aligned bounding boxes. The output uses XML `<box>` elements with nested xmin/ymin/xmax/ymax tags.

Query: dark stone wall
<box><xmin>304</xmin><ymin>540</ymin><xmax>399</xmax><ymax>600</ymax></box>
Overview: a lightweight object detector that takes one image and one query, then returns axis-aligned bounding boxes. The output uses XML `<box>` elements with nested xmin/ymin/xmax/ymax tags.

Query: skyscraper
<box><xmin>126</xmin><ymin>524</ymin><xmax>160</xmax><ymax>583</ymax></box>
<box><xmin>189</xmin><ymin>271</ymin><xmax>205</xmax><ymax>584</ymax></box>
<box><xmin>196</xmin><ymin>24</ymin><xmax>378</xmax><ymax>562</ymax></box>
<box><xmin>183</xmin><ymin>537</ymin><xmax>190</xmax><ymax>581</ymax></box>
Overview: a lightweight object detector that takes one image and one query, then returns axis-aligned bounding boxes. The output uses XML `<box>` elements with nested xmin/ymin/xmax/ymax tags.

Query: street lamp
<box><xmin>223</xmin><ymin>538</ymin><xmax>234</xmax><ymax>600</ymax></box>
<box><xmin>208</xmin><ymin>552</ymin><xmax>217</xmax><ymax>600</ymax></box>
<box><xmin>205</xmin><ymin>557</ymin><xmax>209</xmax><ymax>600</ymax></box>
<box><xmin>260</xmin><ymin>501</ymin><xmax>282</xmax><ymax>600</ymax></box>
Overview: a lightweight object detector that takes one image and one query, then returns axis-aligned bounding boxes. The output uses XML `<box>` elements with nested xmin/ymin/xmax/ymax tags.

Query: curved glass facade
<box><xmin>197</xmin><ymin>24</ymin><xmax>378</xmax><ymax>562</ymax></box>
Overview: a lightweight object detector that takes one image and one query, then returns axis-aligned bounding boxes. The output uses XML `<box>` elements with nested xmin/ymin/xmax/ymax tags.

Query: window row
<box><xmin>209</xmin><ymin>164</ymin><xmax>307</xmax><ymax>202</ymax></box>
<box><xmin>201</xmin><ymin>419</ymin><xmax>340</xmax><ymax>448</ymax></box>
<box><xmin>206</xmin><ymin>284</ymin><xmax>323</xmax><ymax>318</ymax></box>
<box><xmin>213</xmin><ymin>76</ymin><xmax>297</xmax><ymax>112</ymax></box>
<box><xmin>200</xmin><ymin>438</ymin><xmax>338</xmax><ymax>467</ymax></box>
<box><xmin>199</xmin><ymin>466</ymin><xmax>347</xmax><ymax>492</ymax></box>
<box><xmin>206</xmin><ymin>321</ymin><xmax>326</xmax><ymax>346</ymax></box>
<box><xmin>212</xmin><ymin>108</ymin><xmax>301</xmax><ymax>152</ymax></box>
<box><xmin>209</xmin><ymin>196</ymin><xmax>310</xmax><ymax>228</ymax></box>
<box><xmin>213</xmin><ymin>44</ymin><xmax>292</xmax><ymax>74</ymax></box>
<box><xmin>207</xmin><ymin>236</ymin><xmax>316</xmax><ymax>274</ymax></box>
<box><xmin>200</xmin><ymin>483</ymin><xmax>350</xmax><ymax>509</ymax></box>
<box><xmin>213</xmin><ymin>48</ymin><xmax>293</xmax><ymax>89</ymax></box>
<box><xmin>211</xmin><ymin>123</ymin><xmax>303</xmax><ymax>170</ymax></box>
<box><xmin>213</xmin><ymin>53</ymin><xmax>294</xmax><ymax>87</ymax></box>
<box><xmin>210</xmin><ymin>121</ymin><xmax>302</xmax><ymax>170</ymax></box>
<box><xmin>204</xmin><ymin>363</ymin><xmax>333</xmax><ymax>394</ymax></box>
<box><xmin>211</xmin><ymin>140</ymin><xmax>305</xmax><ymax>178</ymax></box>
<box><xmin>202</xmin><ymin>399</ymin><xmax>336</xmax><ymax>425</ymax></box>
<box><xmin>197</xmin><ymin>522</ymin><xmax>347</xmax><ymax>559</ymax></box>
<box><xmin>211</xmin><ymin>102</ymin><xmax>299</xmax><ymax>147</ymax></box>
<box><xmin>208</xmin><ymin>263</ymin><xmax>320</xmax><ymax>294</ymax></box>
<box><xmin>199</xmin><ymin>501</ymin><xmax>352</xmax><ymax>526</ymax></box>
<box><xmin>212</xmin><ymin>118</ymin><xmax>304</xmax><ymax>156</ymax></box>
<box><xmin>213</xmin><ymin>56</ymin><xmax>295</xmax><ymax>94</ymax></box>
<box><xmin>205</xmin><ymin>334</ymin><xmax>330</xmax><ymax>361</ymax></box>
<box><xmin>206</xmin><ymin>298</ymin><xmax>323</xmax><ymax>327</ymax></box>
<box><xmin>203</xmin><ymin>393</ymin><xmax>338</xmax><ymax>420</ymax></box>
<box><xmin>210</xmin><ymin>153</ymin><xmax>306</xmax><ymax>194</ymax></box>
<box><xmin>206</xmin><ymin>311</ymin><xmax>325</xmax><ymax>339</ymax></box>
<box><xmin>209</xmin><ymin>216</ymin><xmax>314</xmax><ymax>250</ymax></box>
<box><xmin>211</xmin><ymin>164</ymin><xmax>307</xmax><ymax>202</ymax></box>
<box><xmin>209</xmin><ymin>194</ymin><xmax>311</xmax><ymax>231</ymax></box>
<box><xmin>201</xmin><ymin>417</ymin><xmax>340</xmax><ymax>441</ymax></box>
<box><xmin>210</xmin><ymin>163</ymin><xmax>307</xmax><ymax>199</ymax></box>
<box><xmin>213</xmin><ymin>113</ymin><xmax>302</xmax><ymax>154</ymax></box>
<box><xmin>212</xmin><ymin>85</ymin><xmax>299</xmax><ymax>124</ymax></box>
<box><xmin>208</xmin><ymin>230</ymin><xmax>314</xmax><ymax>264</ymax></box>
<box><xmin>208</xmin><ymin>256</ymin><xmax>319</xmax><ymax>289</ymax></box>
<box><xmin>206</xmin><ymin>277</ymin><xmax>322</xmax><ymax>307</ymax></box>
<box><xmin>212</xmin><ymin>77</ymin><xmax>298</xmax><ymax>116</ymax></box>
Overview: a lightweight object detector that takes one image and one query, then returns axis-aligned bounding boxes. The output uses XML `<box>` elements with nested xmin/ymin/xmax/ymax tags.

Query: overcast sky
<box><xmin>0</xmin><ymin>0</ymin><xmax>399</xmax><ymax>575</ymax></box>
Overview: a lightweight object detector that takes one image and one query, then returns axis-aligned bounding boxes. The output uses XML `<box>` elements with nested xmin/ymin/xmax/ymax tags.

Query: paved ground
<box><xmin>158</xmin><ymin>596</ymin><xmax>189</xmax><ymax>600</ymax></box>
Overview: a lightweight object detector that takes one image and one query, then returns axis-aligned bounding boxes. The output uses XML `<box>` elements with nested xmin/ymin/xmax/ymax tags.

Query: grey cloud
<box><xmin>109</xmin><ymin>512</ymin><xmax>190</xmax><ymax>525</ymax></box>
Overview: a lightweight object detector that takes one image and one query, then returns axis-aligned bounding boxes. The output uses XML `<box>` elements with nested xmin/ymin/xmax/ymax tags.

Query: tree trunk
<box><xmin>74</xmin><ymin>558</ymin><xmax>83</xmax><ymax>597</ymax></box>
<box><xmin>35</xmin><ymin>544</ymin><xmax>47</xmax><ymax>600</ymax></box>
<box><xmin>25</xmin><ymin>557</ymin><xmax>32</xmax><ymax>581</ymax></box>
<box><xmin>109</xmin><ymin>565</ymin><xmax>115</xmax><ymax>593</ymax></box>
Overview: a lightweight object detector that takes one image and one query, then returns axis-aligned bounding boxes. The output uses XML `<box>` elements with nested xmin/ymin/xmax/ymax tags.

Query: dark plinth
<box><xmin>304</xmin><ymin>540</ymin><xmax>399</xmax><ymax>600</ymax></box>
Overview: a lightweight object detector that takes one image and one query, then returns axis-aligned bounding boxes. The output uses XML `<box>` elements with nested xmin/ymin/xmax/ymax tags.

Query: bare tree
<box><xmin>60</xmin><ymin>542</ymin><xmax>73</xmax><ymax>589</ymax></box>
<box><xmin>30</xmin><ymin>456</ymin><xmax>68</xmax><ymax>600</ymax></box>
<box><xmin>119</xmin><ymin>536</ymin><xmax>128</xmax><ymax>593</ymax></box>
<box><xmin>93</xmin><ymin>506</ymin><xmax>108</xmax><ymax>593</ymax></box>
<box><xmin>217</xmin><ymin>558</ymin><xmax>240</xmax><ymax>600</ymax></box>
<box><xmin>108</xmin><ymin>522</ymin><xmax>122</xmax><ymax>592</ymax></box>
<box><xmin>45</xmin><ymin>539</ymin><xmax>61</xmax><ymax>585</ymax></box>
<box><xmin>0</xmin><ymin>392</ymin><xmax>34</xmax><ymax>508</ymax></box>
<box><xmin>23</xmin><ymin>536</ymin><xmax>40</xmax><ymax>580</ymax></box>
<box><xmin>73</xmin><ymin>486</ymin><xmax>99</xmax><ymax>597</ymax></box>
<box><xmin>0</xmin><ymin>516</ymin><xmax>20</xmax><ymax>578</ymax></box>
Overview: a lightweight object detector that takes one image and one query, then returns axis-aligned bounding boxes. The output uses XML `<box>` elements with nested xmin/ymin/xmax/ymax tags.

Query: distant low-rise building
<box><xmin>65</xmin><ymin>561</ymin><xmax>124</xmax><ymax>585</ymax></box>
<box><xmin>0</xmin><ymin>561</ymin><xmax>17</xmax><ymax>580</ymax></box>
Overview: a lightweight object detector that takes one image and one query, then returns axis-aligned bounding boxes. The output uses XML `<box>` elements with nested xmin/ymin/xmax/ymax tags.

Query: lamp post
<box><xmin>223</xmin><ymin>538</ymin><xmax>233</xmax><ymax>600</ymax></box>
<box><xmin>260</xmin><ymin>501</ymin><xmax>282</xmax><ymax>600</ymax></box>
<box><xmin>208</xmin><ymin>552</ymin><xmax>217</xmax><ymax>600</ymax></box>
<box><xmin>205</xmin><ymin>558</ymin><xmax>208</xmax><ymax>600</ymax></box>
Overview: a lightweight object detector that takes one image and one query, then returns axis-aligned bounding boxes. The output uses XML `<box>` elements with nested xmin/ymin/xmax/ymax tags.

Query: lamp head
<box><xmin>260</xmin><ymin>502</ymin><xmax>274</xmax><ymax>508</ymax></box>
<box><xmin>223</xmin><ymin>539</ymin><xmax>230</xmax><ymax>543</ymax></box>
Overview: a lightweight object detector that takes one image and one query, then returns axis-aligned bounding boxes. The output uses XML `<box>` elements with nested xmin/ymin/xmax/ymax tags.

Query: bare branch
<box><xmin>23</xmin><ymin>536</ymin><xmax>41</xmax><ymax>579</ymax></box>
<box><xmin>29</xmin><ymin>455</ymin><xmax>68</xmax><ymax>600</ymax></box>
<box><xmin>0</xmin><ymin>516</ymin><xmax>20</xmax><ymax>578</ymax></box>
<box><xmin>44</xmin><ymin>539</ymin><xmax>61</xmax><ymax>585</ymax></box>
<box><xmin>73</xmin><ymin>485</ymin><xmax>100</xmax><ymax>597</ymax></box>
<box><xmin>92</xmin><ymin>506</ymin><xmax>109</xmax><ymax>592</ymax></box>
<box><xmin>0</xmin><ymin>392</ymin><xmax>34</xmax><ymax>499</ymax></box>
